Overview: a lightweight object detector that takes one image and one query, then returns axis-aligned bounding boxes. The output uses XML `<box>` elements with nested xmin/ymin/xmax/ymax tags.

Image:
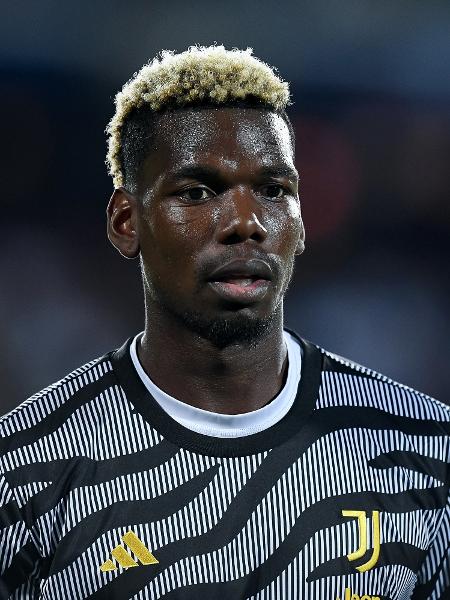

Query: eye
<box><xmin>261</xmin><ymin>184</ymin><xmax>286</xmax><ymax>200</ymax></box>
<box><xmin>179</xmin><ymin>186</ymin><xmax>213</xmax><ymax>203</ymax></box>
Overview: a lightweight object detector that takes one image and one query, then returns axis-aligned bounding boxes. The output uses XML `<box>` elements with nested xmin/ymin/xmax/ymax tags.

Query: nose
<box><xmin>215</xmin><ymin>188</ymin><xmax>268</xmax><ymax>245</ymax></box>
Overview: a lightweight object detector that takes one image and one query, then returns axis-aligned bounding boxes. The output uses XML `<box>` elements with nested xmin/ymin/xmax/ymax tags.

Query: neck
<box><xmin>138</xmin><ymin>304</ymin><xmax>288</xmax><ymax>414</ymax></box>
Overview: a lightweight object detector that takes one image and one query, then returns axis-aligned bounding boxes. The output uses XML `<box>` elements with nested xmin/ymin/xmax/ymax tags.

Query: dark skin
<box><xmin>107</xmin><ymin>107</ymin><xmax>305</xmax><ymax>414</ymax></box>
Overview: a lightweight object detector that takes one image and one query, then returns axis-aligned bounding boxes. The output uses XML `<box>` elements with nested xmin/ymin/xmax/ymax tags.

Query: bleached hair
<box><xmin>106</xmin><ymin>45</ymin><xmax>291</xmax><ymax>188</ymax></box>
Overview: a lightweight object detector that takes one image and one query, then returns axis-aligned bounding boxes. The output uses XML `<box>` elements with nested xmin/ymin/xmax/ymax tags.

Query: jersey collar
<box><xmin>110</xmin><ymin>328</ymin><xmax>323</xmax><ymax>457</ymax></box>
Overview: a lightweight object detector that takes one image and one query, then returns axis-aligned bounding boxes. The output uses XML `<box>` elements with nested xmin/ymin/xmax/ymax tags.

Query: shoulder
<box><xmin>313</xmin><ymin>341</ymin><xmax>450</xmax><ymax>424</ymax></box>
<box><xmin>0</xmin><ymin>350</ymin><xmax>118</xmax><ymax>458</ymax></box>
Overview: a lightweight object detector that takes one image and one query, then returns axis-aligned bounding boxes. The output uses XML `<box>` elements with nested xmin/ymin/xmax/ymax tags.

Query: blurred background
<box><xmin>1</xmin><ymin>0</ymin><xmax>449</xmax><ymax>414</ymax></box>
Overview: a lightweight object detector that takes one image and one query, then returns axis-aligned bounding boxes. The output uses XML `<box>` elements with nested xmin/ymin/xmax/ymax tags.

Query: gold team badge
<box><xmin>100</xmin><ymin>531</ymin><xmax>159</xmax><ymax>571</ymax></box>
<box><xmin>342</xmin><ymin>510</ymin><xmax>380</xmax><ymax>572</ymax></box>
<box><xmin>335</xmin><ymin>510</ymin><xmax>381</xmax><ymax>600</ymax></box>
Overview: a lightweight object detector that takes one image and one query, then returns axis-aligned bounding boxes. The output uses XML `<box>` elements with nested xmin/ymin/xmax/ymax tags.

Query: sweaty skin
<box><xmin>107</xmin><ymin>107</ymin><xmax>305</xmax><ymax>414</ymax></box>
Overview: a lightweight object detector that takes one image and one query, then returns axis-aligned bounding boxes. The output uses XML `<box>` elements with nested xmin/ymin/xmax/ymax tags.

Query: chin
<box><xmin>177</xmin><ymin>305</ymin><xmax>280</xmax><ymax>348</ymax></box>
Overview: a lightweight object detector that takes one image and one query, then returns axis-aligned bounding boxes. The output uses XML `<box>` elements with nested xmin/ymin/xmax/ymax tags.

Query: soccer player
<box><xmin>0</xmin><ymin>46</ymin><xmax>449</xmax><ymax>600</ymax></box>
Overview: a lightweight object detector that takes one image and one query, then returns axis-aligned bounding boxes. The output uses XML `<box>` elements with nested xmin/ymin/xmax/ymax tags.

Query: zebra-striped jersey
<box><xmin>0</xmin><ymin>329</ymin><xmax>449</xmax><ymax>600</ymax></box>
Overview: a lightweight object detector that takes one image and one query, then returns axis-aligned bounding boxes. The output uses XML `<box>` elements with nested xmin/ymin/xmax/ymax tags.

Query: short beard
<box><xmin>173</xmin><ymin>308</ymin><xmax>280</xmax><ymax>349</ymax></box>
<box><xmin>141</xmin><ymin>252</ymin><xmax>293</xmax><ymax>349</ymax></box>
<box><xmin>170</xmin><ymin>256</ymin><xmax>292</xmax><ymax>349</ymax></box>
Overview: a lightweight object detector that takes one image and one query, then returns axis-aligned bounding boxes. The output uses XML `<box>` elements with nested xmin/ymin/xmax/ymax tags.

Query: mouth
<box><xmin>208</xmin><ymin>279</ymin><xmax>270</xmax><ymax>303</ymax></box>
<box><xmin>207</xmin><ymin>259</ymin><xmax>273</xmax><ymax>304</ymax></box>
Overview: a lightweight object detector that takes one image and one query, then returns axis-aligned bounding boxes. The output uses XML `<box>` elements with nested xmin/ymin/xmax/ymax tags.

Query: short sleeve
<box><xmin>0</xmin><ymin>474</ymin><xmax>42</xmax><ymax>599</ymax></box>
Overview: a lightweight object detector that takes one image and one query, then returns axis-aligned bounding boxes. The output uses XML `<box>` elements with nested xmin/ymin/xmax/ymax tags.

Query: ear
<box><xmin>106</xmin><ymin>188</ymin><xmax>140</xmax><ymax>259</ymax></box>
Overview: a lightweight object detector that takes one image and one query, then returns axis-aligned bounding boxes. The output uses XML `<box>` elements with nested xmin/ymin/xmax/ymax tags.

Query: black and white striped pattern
<box><xmin>1</xmin><ymin>336</ymin><xmax>449</xmax><ymax>599</ymax></box>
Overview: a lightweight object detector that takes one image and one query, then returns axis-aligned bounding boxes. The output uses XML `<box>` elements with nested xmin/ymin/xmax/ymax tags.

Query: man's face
<box><xmin>135</xmin><ymin>106</ymin><xmax>305</xmax><ymax>345</ymax></box>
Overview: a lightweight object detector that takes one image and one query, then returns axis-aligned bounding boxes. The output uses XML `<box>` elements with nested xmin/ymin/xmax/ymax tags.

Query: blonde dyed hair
<box><xmin>106</xmin><ymin>45</ymin><xmax>292</xmax><ymax>188</ymax></box>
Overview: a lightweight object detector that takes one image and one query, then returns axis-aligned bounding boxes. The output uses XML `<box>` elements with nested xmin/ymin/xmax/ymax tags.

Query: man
<box><xmin>0</xmin><ymin>45</ymin><xmax>449</xmax><ymax>600</ymax></box>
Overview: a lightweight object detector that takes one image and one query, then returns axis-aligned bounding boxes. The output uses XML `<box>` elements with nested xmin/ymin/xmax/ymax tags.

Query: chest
<box><xmin>38</xmin><ymin>442</ymin><xmax>443</xmax><ymax>599</ymax></box>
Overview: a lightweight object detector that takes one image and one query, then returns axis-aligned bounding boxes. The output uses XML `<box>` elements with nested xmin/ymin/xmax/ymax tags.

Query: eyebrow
<box><xmin>166</xmin><ymin>164</ymin><xmax>299</xmax><ymax>185</ymax></box>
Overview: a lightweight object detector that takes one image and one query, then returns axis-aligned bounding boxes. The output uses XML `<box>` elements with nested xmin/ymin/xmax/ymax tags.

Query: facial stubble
<box><xmin>140</xmin><ymin>253</ymin><xmax>296</xmax><ymax>349</ymax></box>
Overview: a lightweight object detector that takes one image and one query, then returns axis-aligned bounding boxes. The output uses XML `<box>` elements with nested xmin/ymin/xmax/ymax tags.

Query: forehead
<box><xmin>139</xmin><ymin>107</ymin><xmax>294</xmax><ymax>189</ymax></box>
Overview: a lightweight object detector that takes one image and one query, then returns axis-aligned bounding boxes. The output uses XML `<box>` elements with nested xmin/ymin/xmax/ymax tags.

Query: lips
<box><xmin>207</xmin><ymin>259</ymin><xmax>273</xmax><ymax>304</ymax></box>
<box><xmin>208</xmin><ymin>259</ymin><xmax>273</xmax><ymax>283</ymax></box>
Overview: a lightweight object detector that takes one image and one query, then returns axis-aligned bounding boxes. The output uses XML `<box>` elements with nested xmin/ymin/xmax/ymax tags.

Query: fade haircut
<box><xmin>106</xmin><ymin>45</ymin><xmax>294</xmax><ymax>192</ymax></box>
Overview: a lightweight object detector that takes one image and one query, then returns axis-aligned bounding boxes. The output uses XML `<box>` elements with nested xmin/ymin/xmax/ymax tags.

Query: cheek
<box><xmin>270</xmin><ymin>199</ymin><xmax>303</xmax><ymax>251</ymax></box>
<box><xmin>141</xmin><ymin>205</ymin><xmax>215</xmax><ymax>271</ymax></box>
<box><xmin>288</xmin><ymin>197</ymin><xmax>302</xmax><ymax>221</ymax></box>
<box><xmin>164</xmin><ymin>205</ymin><xmax>215</xmax><ymax>237</ymax></box>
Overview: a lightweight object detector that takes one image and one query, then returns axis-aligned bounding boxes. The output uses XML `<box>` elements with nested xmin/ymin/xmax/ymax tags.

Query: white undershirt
<box><xmin>130</xmin><ymin>330</ymin><xmax>302</xmax><ymax>438</ymax></box>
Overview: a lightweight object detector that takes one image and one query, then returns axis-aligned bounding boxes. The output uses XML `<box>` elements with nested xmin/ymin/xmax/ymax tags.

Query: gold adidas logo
<box><xmin>100</xmin><ymin>531</ymin><xmax>159</xmax><ymax>571</ymax></box>
<box><xmin>337</xmin><ymin>589</ymin><xmax>380</xmax><ymax>600</ymax></box>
